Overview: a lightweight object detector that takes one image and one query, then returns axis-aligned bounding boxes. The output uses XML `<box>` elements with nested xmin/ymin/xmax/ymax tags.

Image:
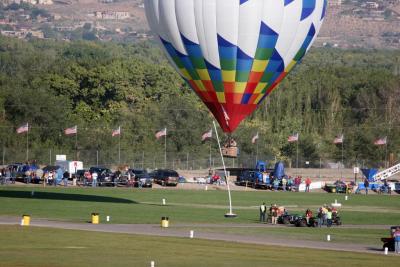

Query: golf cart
<box><xmin>278</xmin><ymin>213</ymin><xmax>302</xmax><ymax>225</ymax></box>
<box><xmin>294</xmin><ymin>216</ymin><xmax>318</xmax><ymax>227</ymax></box>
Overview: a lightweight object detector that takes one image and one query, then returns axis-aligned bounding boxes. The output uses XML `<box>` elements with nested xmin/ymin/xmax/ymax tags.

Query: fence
<box><xmin>0</xmin><ymin>146</ymin><xmax>392</xmax><ymax>171</ymax></box>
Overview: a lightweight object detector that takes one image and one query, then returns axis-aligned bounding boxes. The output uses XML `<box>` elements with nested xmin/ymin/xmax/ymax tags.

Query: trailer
<box><xmin>55</xmin><ymin>160</ymin><xmax>83</xmax><ymax>178</ymax></box>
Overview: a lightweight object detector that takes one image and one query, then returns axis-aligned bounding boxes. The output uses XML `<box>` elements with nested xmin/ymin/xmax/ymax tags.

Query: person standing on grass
<box><xmin>92</xmin><ymin>171</ymin><xmax>98</xmax><ymax>187</ymax></box>
<box><xmin>305</xmin><ymin>177</ymin><xmax>311</xmax><ymax>192</ymax></box>
<box><xmin>259</xmin><ymin>202</ymin><xmax>267</xmax><ymax>223</ymax></box>
<box><xmin>326</xmin><ymin>208</ymin><xmax>333</xmax><ymax>227</ymax></box>
<box><xmin>63</xmin><ymin>171</ymin><xmax>69</xmax><ymax>187</ymax></box>
<box><xmin>317</xmin><ymin>206</ymin><xmax>323</xmax><ymax>227</ymax></box>
<box><xmin>271</xmin><ymin>204</ymin><xmax>278</xmax><ymax>224</ymax></box>
<box><xmin>394</xmin><ymin>227</ymin><xmax>400</xmax><ymax>254</ymax></box>
<box><xmin>364</xmin><ymin>178</ymin><xmax>369</xmax><ymax>195</ymax></box>
<box><xmin>305</xmin><ymin>209</ymin><xmax>313</xmax><ymax>225</ymax></box>
<box><xmin>282</xmin><ymin>177</ymin><xmax>287</xmax><ymax>191</ymax></box>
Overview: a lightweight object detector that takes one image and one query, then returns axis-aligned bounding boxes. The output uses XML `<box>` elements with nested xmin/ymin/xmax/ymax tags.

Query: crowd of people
<box><xmin>258</xmin><ymin>202</ymin><xmax>339</xmax><ymax>228</ymax></box>
<box><xmin>251</xmin><ymin>172</ymin><xmax>313</xmax><ymax>192</ymax></box>
<box><xmin>259</xmin><ymin>203</ymin><xmax>285</xmax><ymax>224</ymax></box>
<box><xmin>316</xmin><ymin>204</ymin><xmax>339</xmax><ymax>227</ymax></box>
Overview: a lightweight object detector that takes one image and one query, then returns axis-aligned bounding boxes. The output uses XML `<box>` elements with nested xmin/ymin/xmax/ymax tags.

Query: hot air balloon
<box><xmin>145</xmin><ymin>0</ymin><xmax>327</xmax><ymax>133</ymax></box>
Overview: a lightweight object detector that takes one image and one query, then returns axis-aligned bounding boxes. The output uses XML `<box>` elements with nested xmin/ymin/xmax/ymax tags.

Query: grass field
<box><xmin>0</xmin><ymin>186</ymin><xmax>399</xmax><ymax>225</ymax></box>
<box><xmin>0</xmin><ymin>225</ymin><xmax>398</xmax><ymax>267</ymax></box>
<box><xmin>1</xmin><ymin>186</ymin><xmax>399</xmax><ymax>266</ymax></box>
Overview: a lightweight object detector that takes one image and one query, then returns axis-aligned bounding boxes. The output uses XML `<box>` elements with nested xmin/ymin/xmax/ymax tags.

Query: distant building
<box><xmin>1</xmin><ymin>29</ymin><xmax>44</xmax><ymax>39</ymax></box>
<box><xmin>93</xmin><ymin>11</ymin><xmax>130</xmax><ymax>20</ymax></box>
<box><xmin>365</xmin><ymin>2</ymin><xmax>379</xmax><ymax>9</ymax></box>
<box><xmin>1</xmin><ymin>0</ymin><xmax>53</xmax><ymax>5</ymax></box>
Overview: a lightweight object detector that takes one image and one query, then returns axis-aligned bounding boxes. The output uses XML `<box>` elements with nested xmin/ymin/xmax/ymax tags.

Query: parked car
<box><xmin>151</xmin><ymin>169</ymin><xmax>179</xmax><ymax>186</ymax></box>
<box><xmin>89</xmin><ymin>167</ymin><xmax>114</xmax><ymax>186</ymax></box>
<box><xmin>132</xmin><ymin>169</ymin><xmax>153</xmax><ymax>188</ymax></box>
<box><xmin>16</xmin><ymin>164</ymin><xmax>39</xmax><ymax>183</ymax></box>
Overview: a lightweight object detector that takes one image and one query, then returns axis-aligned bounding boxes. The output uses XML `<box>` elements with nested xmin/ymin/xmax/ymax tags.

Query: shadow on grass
<box><xmin>0</xmin><ymin>190</ymin><xmax>136</xmax><ymax>204</ymax></box>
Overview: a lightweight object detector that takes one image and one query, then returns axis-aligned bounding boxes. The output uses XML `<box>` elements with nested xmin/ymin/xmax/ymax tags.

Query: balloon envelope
<box><xmin>145</xmin><ymin>0</ymin><xmax>327</xmax><ymax>132</ymax></box>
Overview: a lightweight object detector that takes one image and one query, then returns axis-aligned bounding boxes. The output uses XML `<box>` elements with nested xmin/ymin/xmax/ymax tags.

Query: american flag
<box><xmin>64</xmin><ymin>125</ymin><xmax>77</xmax><ymax>135</ymax></box>
<box><xmin>252</xmin><ymin>133</ymin><xmax>259</xmax><ymax>144</ymax></box>
<box><xmin>374</xmin><ymin>137</ymin><xmax>387</xmax><ymax>146</ymax></box>
<box><xmin>16</xmin><ymin>123</ymin><xmax>29</xmax><ymax>134</ymax></box>
<box><xmin>155</xmin><ymin>128</ymin><xmax>167</xmax><ymax>139</ymax></box>
<box><xmin>112</xmin><ymin>126</ymin><xmax>121</xmax><ymax>137</ymax></box>
<box><xmin>333</xmin><ymin>134</ymin><xmax>344</xmax><ymax>144</ymax></box>
<box><xmin>288</xmin><ymin>133</ymin><xmax>299</xmax><ymax>143</ymax></box>
<box><xmin>201</xmin><ymin>129</ymin><xmax>212</xmax><ymax>141</ymax></box>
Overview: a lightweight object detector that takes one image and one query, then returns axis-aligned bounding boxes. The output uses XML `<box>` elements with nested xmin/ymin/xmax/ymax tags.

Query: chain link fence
<box><xmin>0</xmin><ymin>146</ymin><xmax>391</xmax><ymax>172</ymax></box>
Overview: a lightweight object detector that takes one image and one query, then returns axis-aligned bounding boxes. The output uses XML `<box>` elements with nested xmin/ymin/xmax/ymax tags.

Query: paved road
<box><xmin>0</xmin><ymin>216</ymin><xmax>397</xmax><ymax>256</ymax></box>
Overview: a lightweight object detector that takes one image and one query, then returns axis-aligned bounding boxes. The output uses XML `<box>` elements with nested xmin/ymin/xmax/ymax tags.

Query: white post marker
<box><xmin>205</xmin><ymin>185</ymin><xmax>208</xmax><ymax>191</ymax></box>
<box><xmin>31</xmin><ymin>191</ymin><xmax>34</xmax><ymax>196</ymax></box>
<box><xmin>384</xmin><ymin>247</ymin><xmax>388</xmax><ymax>255</ymax></box>
<box><xmin>345</xmin><ymin>195</ymin><xmax>348</xmax><ymax>201</ymax></box>
<box><xmin>150</xmin><ymin>261</ymin><xmax>155</xmax><ymax>267</ymax></box>
<box><xmin>190</xmin><ymin>230</ymin><xmax>194</xmax><ymax>239</ymax></box>
<box><xmin>20</xmin><ymin>219</ymin><xmax>24</xmax><ymax>226</ymax></box>
<box><xmin>106</xmin><ymin>216</ymin><xmax>110</xmax><ymax>222</ymax></box>
<box><xmin>162</xmin><ymin>198</ymin><xmax>166</xmax><ymax>205</ymax></box>
<box><xmin>327</xmin><ymin>234</ymin><xmax>331</xmax><ymax>241</ymax></box>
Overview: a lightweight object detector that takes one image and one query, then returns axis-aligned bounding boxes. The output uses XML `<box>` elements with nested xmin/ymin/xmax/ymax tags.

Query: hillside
<box><xmin>1</xmin><ymin>0</ymin><xmax>399</xmax><ymax>48</ymax></box>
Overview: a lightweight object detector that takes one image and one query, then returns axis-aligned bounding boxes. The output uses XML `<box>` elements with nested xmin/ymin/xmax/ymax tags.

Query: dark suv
<box><xmin>127</xmin><ymin>169</ymin><xmax>153</xmax><ymax>188</ymax></box>
<box><xmin>151</xmin><ymin>169</ymin><xmax>179</xmax><ymax>186</ymax></box>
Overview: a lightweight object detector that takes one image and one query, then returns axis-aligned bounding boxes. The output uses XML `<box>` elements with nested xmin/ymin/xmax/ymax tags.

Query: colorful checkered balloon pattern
<box><xmin>145</xmin><ymin>0</ymin><xmax>327</xmax><ymax>132</ymax></box>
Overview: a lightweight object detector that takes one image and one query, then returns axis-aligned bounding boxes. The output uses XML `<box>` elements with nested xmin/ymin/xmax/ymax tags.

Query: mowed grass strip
<box><xmin>0</xmin><ymin>225</ymin><xmax>398</xmax><ymax>267</ymax></box>
<box><xmin>178</xmin><ymin>226</ymin><xmax>388</xmax><ymax>246</ymax></box>
<box><xmin>0</xmin><ymin>186</ymin><xmax>399</xmax><ymax>225</ymax></box>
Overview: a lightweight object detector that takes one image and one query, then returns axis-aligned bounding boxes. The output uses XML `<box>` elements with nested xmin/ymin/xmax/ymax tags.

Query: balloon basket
<box><xmin>221</xmin><ymin>147</ymin><xmax>238</xmax><ymax>158</ymax></box>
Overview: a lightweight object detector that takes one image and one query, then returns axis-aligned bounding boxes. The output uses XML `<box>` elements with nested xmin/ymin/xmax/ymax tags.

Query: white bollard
<box><xmin>384</xmin><ymin>247</ymin><xmax>388</xmax><ymax>255</ymax></box>
<box><xmin>31</xmin><ymin>191</ymin><xmax>34</xmax><ymax>196</ymax></box>
<box><xmin>150</xmin><ymin>261</ymin><xmax>155</xmax><ymax>267</ymax></box>
<box><xmin>162</xmin><ymin>199</ymin><xmax>166</xmax><ymax>206</ymax></box>
<box><xmin>190</xmin><ymin>230</ymin><xmax>194</xmax><ymax>239</ymax></box>
<box><xmin>205</xmin><ymin>185</ymin><xmax>208</xmax><ymax>191</ymax></box>
<box><xmin>20</xmin><ymin>219</ymin><xmax>24</xmax><ymax>226</ymax></box>
<box><xmin>106</xmin><ymin>216</ymin><xmax>110</xmax><ymax>222</ymax></box>
<box><xmin>327</xmin><ymin>234</ymin><xmax>331</xmax><ymax>241</ymax></box>
<box><xmin>345</xmin><ymin>195</ymin><xmax>348</xmax><ymax>201</ymax></box>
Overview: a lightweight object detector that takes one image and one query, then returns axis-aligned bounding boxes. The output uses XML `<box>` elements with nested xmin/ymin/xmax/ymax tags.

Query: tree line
<box><xmin>0</xmin><ymin>36</ymin><xmax>399</xmax><ymax>168</ymax></box>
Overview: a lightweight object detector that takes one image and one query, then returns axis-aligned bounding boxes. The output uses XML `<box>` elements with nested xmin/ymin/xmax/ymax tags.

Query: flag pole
<box><xmin>256</xmin><ymin>139</ymin><xmax>259</xmax><ymax>163</ymax></box>
<box><xmin>209</xmin><ymin>142</ymin><xmax>212</xmax><ymax>169</ymax></box>
<box><xmin>75</xmin><ymin>128</ymin><xmax>78</xmax><ymax>160</ymax></box>
<box><xmin>296</xmin><ymin>138</ymin><xmax>299</xmax><ymax>170</ymax></box>
<box><xmin>385</xmin><ymin>139</ymin><xmax>388</xmax><ymax>168</ymax></box>
<box><xmin>26</xmin><ymin>125</ymin><xmax>28</xmax><ymax>162</ymax></box>
<box><xmin>118</xmin><ymin>128</ymin><xmax>121</xmax><ymax>165</ymax></box>
<box><xmin>341</xmin><ymin>137</ymin><xmax>344</xmax><ymax>179</ymax></box>
<box><xmin>164</xmin><ymin>129</ymin><xmax>167</xmax><ymax>168</ymax></box>
<box><xmin>213</xmin><ymin>121</ymin><xmax>236</xmax><ymax>218</ymax></box>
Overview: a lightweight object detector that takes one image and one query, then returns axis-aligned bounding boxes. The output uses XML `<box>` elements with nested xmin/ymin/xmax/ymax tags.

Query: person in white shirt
<box><xmin>92</xmin><ymin>171</ymin><xmax>98</xmax><ymax>187</ymax></box>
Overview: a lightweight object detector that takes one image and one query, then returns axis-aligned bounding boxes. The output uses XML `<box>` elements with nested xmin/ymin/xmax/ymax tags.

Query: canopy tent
<box><xmin>361</xmin><ymin>168</ymin><xmax>378</xmax><ymax>182</ymax></box>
